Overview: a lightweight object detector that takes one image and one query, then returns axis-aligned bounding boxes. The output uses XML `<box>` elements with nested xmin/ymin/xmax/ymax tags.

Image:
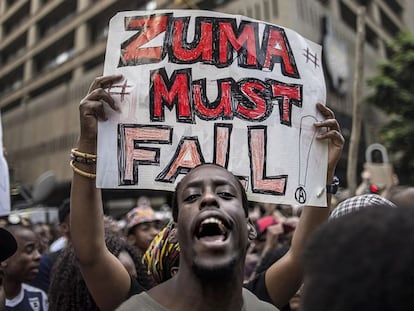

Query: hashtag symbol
<box><xmin>106</xmin><ymin>79</ymin><xmax>132</xmax><ymax>102</ymax></box>
<box><xmin>303</xmin><ymin>47</ymin><xmax>319</xmax><ymax>68</ymax></box>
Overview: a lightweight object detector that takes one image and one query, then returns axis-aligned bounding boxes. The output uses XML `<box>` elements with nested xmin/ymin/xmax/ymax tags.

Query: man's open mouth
<box><xmin>195</xmin><ymin>217</ymin><xmax>229</xmax><ymax>241</ymax></box>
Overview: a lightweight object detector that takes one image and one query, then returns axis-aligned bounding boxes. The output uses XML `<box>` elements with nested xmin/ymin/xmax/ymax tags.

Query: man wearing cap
<box><xmin>125</xmin><ymin>202</ymin><xmax>161</xmax><ymax>253</ymax></box>
<box><xmin>329</xmin><ymin>193</ymin><xmax>396</xmax><ymax>219</ymax></box>
<box><xmin>0</xmin><ymin>227</ymin><xmax>18</xmax><ymax>311</ymax></box>
<box><xmin>0</xmin><ymin>227</ymin><xmax>17</xmax><ymax>262</ymax></box>
<box><xmin>1</xmin><ymin>225</ymin><xmax>48</xmax><ymax>310</ymax></box>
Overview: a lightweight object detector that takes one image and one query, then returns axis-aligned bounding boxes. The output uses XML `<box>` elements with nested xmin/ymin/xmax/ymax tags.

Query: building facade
<box><xmin>0</xmin><ymin>0</ymin><xmax>412</xmax><ymax>208</ymax></box>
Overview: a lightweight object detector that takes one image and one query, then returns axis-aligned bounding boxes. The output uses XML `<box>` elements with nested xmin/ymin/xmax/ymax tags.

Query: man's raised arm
<box><xmin>264</xmin><ymin>103</ymin><xmax>344</xmax><ymax>308</ymax></box>
<box><xmin>70</xmin><ymin>75</ymin><xmax>132</xmax><ymax>311</ymax></box>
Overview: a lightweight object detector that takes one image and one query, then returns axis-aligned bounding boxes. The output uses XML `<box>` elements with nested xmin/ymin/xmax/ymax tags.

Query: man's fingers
<box><xmin>86</xmin><ymin>75</ymin><xmax>123</xmax><ymax>111</ymax></box>
<box><xmin>314</xmin><ymin>119</ymin><xmax>341</xmax><ymax>131</ymax></box>
<box><xmin>316</xmin><ymin>130</ymin><xmax>344</xmax><ymax>145</ymax></box>
<box><xmin>88</xmin><ymin>74</ymin><xmax>123</xmax><ymax>93</ymax></box>
<box><xmin>313</xmin><ymin>104</ymin><xmax>344</xmax><ymax>147</ymax></box>
<box><xmin>81</xmin><ymin>88</ymin><xmax>119</xmax><ymax>112</ymax></box>
<box><xmin>316</xmin><ymin>102</ymin><xmax>335</xmax><ymax>119</ymax></box>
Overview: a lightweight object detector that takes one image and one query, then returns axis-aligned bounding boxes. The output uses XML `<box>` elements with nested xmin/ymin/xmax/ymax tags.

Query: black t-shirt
<box><xmin>244</xmin><ymin>271</ymin><xmax>272</xmax><ymax>303</ymax></box>
<box><xmin>128</xmin><ymin>276</ymin><xmax>146</xmax><ymax>298</ymax></box>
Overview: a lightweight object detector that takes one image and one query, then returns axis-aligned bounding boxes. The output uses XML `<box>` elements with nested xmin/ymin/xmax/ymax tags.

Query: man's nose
<box><xmin>33</xmin><ymin>248</ymin><xmax>41</xmax><ymax>261</ymax></box>
<box><xmin>150</xmin><ymin>226</ymin><xmax>159</xmax><ymax>236</ymax></box>
<box><xmin>200</xmin><ymin>190</ymin><xmax>219</xmax><ymax>209</ymax></box>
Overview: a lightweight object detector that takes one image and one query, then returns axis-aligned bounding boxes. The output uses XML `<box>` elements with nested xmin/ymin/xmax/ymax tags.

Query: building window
<box><xmin>34</xmin><ymin>34</ymin><xmax>75</xmax><ymax>73</ymax></box>
<box><xmin>383</xmin><ymin>0</ymin><xmax>403</xmax><ymax>17</ymax></box>
<box><xmin>246</xmin><ymin>6</ymin><xmax>253</xmax><ymax>18</ymax></box>
<box><xmin>2</xmin><ymin>2</ymin><xmax>30</xmax><ymax>37</ymax></box>
<box><xmin>340</xmin><ymin>0</ymin><xmax>357</xmax><ymax>32</ymax></box>
<box><xmin>380</xmin><ymin>8</ymin><xmax>400</xmax><ymax>37</ymax></box>
<box><xmin>0</xmin><ymin>66</ymin><xmax>23</xmax><ymax>98</ymax></box>
<box><xmin>365</xmin><ymin>25</ymin><xmax>379</xmax><ymax>49</ymax></box>
<box><xmin>37</xmin><ymin>1</ymin><xmax>77</xmax><ymax>38</ymax></box>
<box><xmin>263</xmin><ymin>0</ymin><xmax>270</xmax><ymax>21</ymax></box>
<box><xmin>254</xmin><ymin>3</ymin><xmax>261</xmax><ymax>20</ymax></box>
<box><xmin>317</xmin><ymin>0</ymin><xmax>330</xmax><ymax>5</ymax></box>
<box><xmin>272</xmin><ymin>0</ymin><xmax>278</xmax><ymax>18</ymax></box>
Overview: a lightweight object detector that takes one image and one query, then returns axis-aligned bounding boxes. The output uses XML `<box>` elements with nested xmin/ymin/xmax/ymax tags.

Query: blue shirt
<box><xmin>5</xmin><ymin>284</ymin><xmax>48</xmax><ymax>311</ymax></box>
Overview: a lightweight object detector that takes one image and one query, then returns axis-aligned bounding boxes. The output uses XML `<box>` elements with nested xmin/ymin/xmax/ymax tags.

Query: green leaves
<box><xmin>366</xmin><ymin>31</ymin><xmax>414</xmax><ymax>184</ymax></box>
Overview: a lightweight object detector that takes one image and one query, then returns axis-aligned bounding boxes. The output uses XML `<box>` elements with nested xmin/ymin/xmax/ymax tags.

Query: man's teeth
<box><xmin>199</xmin><ymin>217</ymin><xmax>226</xmax><ymax>234</ymax></box>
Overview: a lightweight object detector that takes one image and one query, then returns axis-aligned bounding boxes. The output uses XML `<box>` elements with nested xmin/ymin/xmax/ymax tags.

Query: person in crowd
<box><xmin>287</xmin><ymin>287</ymin><xmax>302</xmax><ymax>311</ymax></box>
<box><xmin>125</xmin><ymin>203</ymin><xmax>161</xmax><ymax>253</ymax></box>
<box><xmin>1</xmin><ymin>225</ymin><xmax>48</xmax><ymax>310</ymax></box>
<box><xmin>302</xmin><ymin>205</ymin><xmax>414</xmax><ymax>311</ymax></box>
<box><xmin>329</xmin><ymin>193</ymin><xmax>396</xmax><ymax>219</ymax></box>
<box><xmin>70</xmin><ymin>74</ymin><xmax>344</xmax><ymax>311</ymax></box>
<box><xmin>388</xmin><ymin>185</ymin><xmax>414</xmax><ymax>208</ymax></box>
<box><xmin>48</xmin><ymin>229</ymin><xmax>153</xmax><ymax>311</ymax></box>
<box><xmin>49</xmin><ymin>198</ymin><xmax>71</xmax><ymax>253</ymax></box>
<box><xmin>32</xmin><ymin>223</ymin><xmax>53</xmax><ymax>254</ymax></box>
<box><xmin>246</xmin><ymin>208</ymin><xmax>298</xmax><ymax>283</ymax></box>
<box><xmin>0</xmin><ymin>227</ymin><xmax>17</xmax><ymax>262</ymax></box>
<box><xmin>245</xmin><ymin>215</ymin><xmax>284</xmax><ymax>281</ymax></box>
<box><xmin>30</xmin><ymin>199</ymin><xmax>71</xmax><ymax>292</ymax></box>
<box><xmin>0</xmin><ymin>227</ymin><xmax>17</xmax><ymax>311</ymax></box>
<box><xmin>142</xmin><ymin>221</ymin><xmax>180</xmax><ymax>285</ymax></box>
<box><xmin>247</xmin><ymin>244</ymin><xmax>301</xmax><ymax>311</ymax></box>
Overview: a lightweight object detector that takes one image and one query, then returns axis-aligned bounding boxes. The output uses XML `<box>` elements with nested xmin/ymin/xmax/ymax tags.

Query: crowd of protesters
<box><xmin>2</xmin><ymin>186</ymin><xmax>412</xmax><ymax>311</ymax></box>
<box><xmin>0</xmin><ymin>196</ymin><xmax>307</xmax><ymax>311</ymax></box>
<box><xmin>1</xmin><ymin>74</ymin><xmax>414</xmax><ymax>311</ymax></box>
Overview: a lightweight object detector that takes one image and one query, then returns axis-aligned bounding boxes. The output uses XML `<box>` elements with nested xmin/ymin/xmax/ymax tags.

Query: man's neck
<box><xmin>149</xmin><ymin>270</ymin><xmax>245</xmax><ymax>311</ymax></box>
<box><xmin>2</xmin><ymin>278</ymin><xmax>22</xmax><ymax>300</ymax></box>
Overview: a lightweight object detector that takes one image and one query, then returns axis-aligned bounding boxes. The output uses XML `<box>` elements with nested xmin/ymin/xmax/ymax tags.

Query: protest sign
<box><xmin>0</xmin><ymin>112</ymin><xmax>11</xmax><ymax>215</ymax></box>
<box><xmin>98</xmin><ymin>10</ymin><xmax>328</xmax><ymax>206</ymax></box>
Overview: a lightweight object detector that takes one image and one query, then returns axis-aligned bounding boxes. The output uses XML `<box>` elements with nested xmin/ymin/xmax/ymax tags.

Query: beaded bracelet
<box><xmin>70</xmin><ymin>148</ymin><xmax>97</xmax><ymax>165</ymax></box>
<box><xmin>70</xmin><ymin>154</ymin><xmax>96</xmax><ymax>164</ymax></box>
<box><xmin>70</xmin><ymin>160</ymin><xmax>96</xmax><ymax>179</ymax></box>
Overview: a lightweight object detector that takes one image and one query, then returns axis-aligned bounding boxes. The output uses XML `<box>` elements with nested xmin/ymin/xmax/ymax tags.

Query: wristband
<box><xmin>326</xmin><ymin>176</ymin><xmax>340</xmax><ymax>194</ymax></box>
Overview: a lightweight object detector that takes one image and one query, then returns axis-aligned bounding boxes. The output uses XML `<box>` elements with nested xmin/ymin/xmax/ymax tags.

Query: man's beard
<box><xmin>192</xmin><ymin>257</ymin><xmax>238</xmax><ymax>281</ymax></box>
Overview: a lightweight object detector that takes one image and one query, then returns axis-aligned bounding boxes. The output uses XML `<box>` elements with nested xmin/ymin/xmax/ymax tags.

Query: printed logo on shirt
<box><xmin>28</xmin><ymin>297</ymin><xmax>40</xmax><ymax>311</ymax></box>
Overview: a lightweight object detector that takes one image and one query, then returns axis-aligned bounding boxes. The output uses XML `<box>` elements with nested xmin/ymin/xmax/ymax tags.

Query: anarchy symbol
<box><xmin>295</xmin><ymin>187</ymin><xmax>307</xmax><ymax>204</ymax></box>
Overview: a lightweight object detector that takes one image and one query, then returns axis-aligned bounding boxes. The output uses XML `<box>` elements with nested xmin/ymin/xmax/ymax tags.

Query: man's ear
<box><xmin>170</xmin><ymin>266</ymin><xmax>179</xmax><ymax>277</ymax></box>
<box><xmin>126</xmin><ymin>234</ymin><xmax>136</xmax><ymax>245</ymax></box>
<box><xmin>173</xmin><ymin>225</ymin><xmax>180</xmax><ymax>244</ymax></box>
<box><xmin>247</xmin><ymin>218</ymin><xmax>257</xmax><ymax>241</ymax></box>
<box><xmin>60</xmin><ymin>222</ymin><xmax>70</xmax><ymax>236</ymax></box>
<box><xmin>168</xmin><ymin>227</ymin><xmax>178</xmax><ymax>243</ymax></box>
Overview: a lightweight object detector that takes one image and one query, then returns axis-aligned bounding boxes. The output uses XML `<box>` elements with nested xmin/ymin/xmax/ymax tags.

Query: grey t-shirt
<box><xmin>116</xmin><ymin>287</ymin><xmax>279</xmax><ymax>311</ymax></box>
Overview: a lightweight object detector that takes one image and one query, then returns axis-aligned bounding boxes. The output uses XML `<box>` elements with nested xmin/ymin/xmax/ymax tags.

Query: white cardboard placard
<box><xmin>98</xmin><ymin>10</ymin><xmax>328</xmax><ymax>207</ymax></box>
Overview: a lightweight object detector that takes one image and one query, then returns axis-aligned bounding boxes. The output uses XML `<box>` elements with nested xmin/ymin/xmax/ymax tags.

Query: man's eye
<box><xmin>184</xmin><ymin>194</ymin><xmax>200</xmax><ymax>202</ymax></box>
<box><xmin>218</xmin><ymin>192</ymin><xmax>235</xmax><ymax>199</ymax></box>
<box><xmin>25</xmin><ymin>246</ymin><xmax>35</xmax><ymax>254</ymax></box>
<box><xmin>139</xmin><ymin>224</ymin><xmax>151</xmax><ymax>231</ymax></box>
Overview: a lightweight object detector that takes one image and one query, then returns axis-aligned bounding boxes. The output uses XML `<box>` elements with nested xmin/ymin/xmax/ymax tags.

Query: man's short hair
<box><xmin>58</xmin><ymin>199</ymin><xmax>71</xmax><ymax>224</ymax></box>
<box><xmin>303</xmin><ymin>206</ymin><xmax>414</xmax><ymax>311</ymax></box>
